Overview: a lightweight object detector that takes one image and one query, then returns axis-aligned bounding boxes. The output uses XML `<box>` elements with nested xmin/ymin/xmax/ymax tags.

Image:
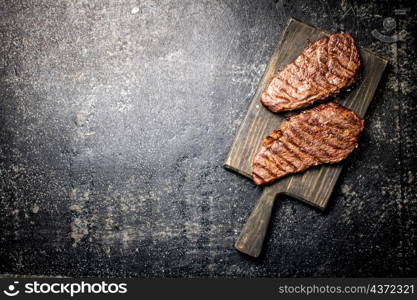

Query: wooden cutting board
<box><xmin>224</xmin><ymin>18</ymin><xmax>387</xmax><ymax>257</ymax></box>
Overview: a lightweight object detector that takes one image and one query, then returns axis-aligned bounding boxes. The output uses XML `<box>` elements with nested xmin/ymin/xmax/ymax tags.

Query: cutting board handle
<box><xmin>234</xmin><ymin>186</ymin><xmax>279</xmax><ymax>257</ymax></box>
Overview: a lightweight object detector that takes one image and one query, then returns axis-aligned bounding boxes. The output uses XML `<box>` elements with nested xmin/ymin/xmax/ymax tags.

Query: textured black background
<box><xmin>0</xmin><ymin>0</ymin><xmax>416</xmax><ymax>277</ymax></box>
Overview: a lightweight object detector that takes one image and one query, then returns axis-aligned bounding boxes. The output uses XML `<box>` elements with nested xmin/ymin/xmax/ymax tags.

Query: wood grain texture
<box><xmin>225</xmin><ymin>18</ymin><xmax>387</xmax><ymax>210</ymax></box>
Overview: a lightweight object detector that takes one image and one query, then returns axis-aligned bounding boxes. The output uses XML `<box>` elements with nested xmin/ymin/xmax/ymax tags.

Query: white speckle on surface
<box><xmin>131</xmin><ymin>7</ymin><xmax>139</xmax><ymax>14</ymax></box>
<box><xmin>407</xmin><ymin>171</ymin><xmax>415</xmax><ymax>184</ymax></box>
<box><xmin>83</xmin><ymin>131</ymin><xmax>96</xmax><ymax>136</ymax></box>
<box><xmin>70</xmin><ymin>217</ymin><xmax>89</xmax><ymax>247</ymax></box>
<box><xmin>69</xmin><ymin>204</ymin><xmax>82</xmax><ymax>213</ymax></box>
<box><xmin>32</xmin><ymin>204</ymin><xmax>40</xmax><ymax>214</ymax></box>
<box><xmin>75</xmin><ymin>112</ymin><xmax>90</xmax><ymax>127</ymax></box>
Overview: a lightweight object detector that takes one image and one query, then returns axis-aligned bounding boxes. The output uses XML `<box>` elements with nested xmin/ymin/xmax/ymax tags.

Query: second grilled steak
<box><xmin>261</xmin><ymin>33</ymin><xmax>360</xmax><ymax>112</ymax></box>
<box><xmin>252</xmin><ymin>103</ymin><xmax>364</xmax><ymax>185</ymax></box>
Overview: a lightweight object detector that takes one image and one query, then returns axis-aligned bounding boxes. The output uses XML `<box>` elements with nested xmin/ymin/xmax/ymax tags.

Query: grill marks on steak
<box><xmin>252</xmin><ymin>103</ymin><xmax>364</xmax><ymax>185</ymax></box>
<box><xmin>261</xmin><ymin>33</ymin><xmax>360</xmax><ymax>112</ymax></box>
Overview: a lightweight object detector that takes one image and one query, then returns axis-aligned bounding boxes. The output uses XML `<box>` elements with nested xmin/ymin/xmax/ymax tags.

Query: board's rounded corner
<box><xmin>223</xmin><ymin>162</ymin><xmax>231</xmax><ymax>169</ymax></box>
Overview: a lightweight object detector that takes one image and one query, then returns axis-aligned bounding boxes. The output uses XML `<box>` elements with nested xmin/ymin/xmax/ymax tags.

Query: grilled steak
<box><xmin>261</xmin><ymin>33</ymin><xmax>360</xmax><ymax>112</ymax></box>
<box><xmin>252</xmin><ymin>103</ymin><xmax>364</xmax><ymax>185</ymax></box>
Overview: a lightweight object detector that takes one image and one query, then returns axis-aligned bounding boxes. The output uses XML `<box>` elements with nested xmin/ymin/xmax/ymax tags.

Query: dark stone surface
<box><xmin>0</xmin><ymin>0</ymin><xmax>416</xmax><ymax>277</ymax></box>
